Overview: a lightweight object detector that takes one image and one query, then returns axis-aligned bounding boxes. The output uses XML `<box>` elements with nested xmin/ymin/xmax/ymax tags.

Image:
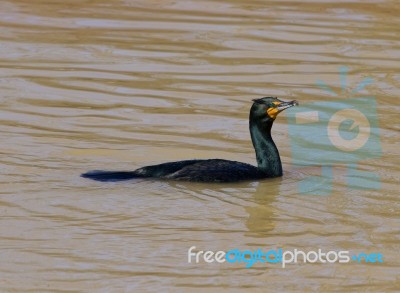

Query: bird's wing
<box><xmin>165</xmin><ymin>159</ymin><xmax>262</xmax><ymax>182</ymax></box>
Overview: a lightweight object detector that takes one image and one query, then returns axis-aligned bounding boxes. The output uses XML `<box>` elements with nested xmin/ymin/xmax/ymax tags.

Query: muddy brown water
<box><xmin>0</xmin><ymin>0</ymin><xmax>399</xmax><ymax>292</ymax></box>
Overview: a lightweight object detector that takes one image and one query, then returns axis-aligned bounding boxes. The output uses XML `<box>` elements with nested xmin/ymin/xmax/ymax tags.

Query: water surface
<box><xmin>0</xmin><ymin>0</ymin><xmax>399</xmax><ymax>291</ymax></box>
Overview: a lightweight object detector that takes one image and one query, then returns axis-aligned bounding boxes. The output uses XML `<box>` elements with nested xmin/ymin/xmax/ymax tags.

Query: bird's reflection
<box><xmin>244</xmin><ymin>177</ymin><xmax>282</xmax><ymax>237</ymax></box>
<box><xmin>169</xmin><ymin>176</ymin><xmax>283</xmax><ymax>238</ymax></box>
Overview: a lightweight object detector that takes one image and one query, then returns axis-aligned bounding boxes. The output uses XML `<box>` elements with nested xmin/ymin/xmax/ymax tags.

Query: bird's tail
<box><xmin>81</xmin><ymin>170</ymin><xmax>140</xmax><ymax>182</ymax></box>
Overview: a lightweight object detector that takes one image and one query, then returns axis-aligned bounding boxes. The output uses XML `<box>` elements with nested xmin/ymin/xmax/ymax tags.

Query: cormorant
<box><xmin>81</xmin><ymin>97</ymin><xmax>298</xmax><ymax>182</ymax></box>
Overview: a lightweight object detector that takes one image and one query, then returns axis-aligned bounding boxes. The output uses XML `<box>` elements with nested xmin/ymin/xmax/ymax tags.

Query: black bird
<box><xmin>81</xmin><ymin>97</ymin><xmax>298</xmax><ymax>182</ymax></box>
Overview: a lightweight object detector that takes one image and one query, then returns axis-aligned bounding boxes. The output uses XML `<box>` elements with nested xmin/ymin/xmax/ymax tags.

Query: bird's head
<box><xmin>251</xmin><ymin>97</ymin><xmax>299</xmax><ymax>123</ymax></box>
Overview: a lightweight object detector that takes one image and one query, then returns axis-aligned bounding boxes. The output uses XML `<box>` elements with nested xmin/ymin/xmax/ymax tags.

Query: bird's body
<box><xmin>81</xmin><ymin>97</ymin><xmax>298</xmax><ymax>183</ymax></box>
<box><xmin>84</xmin><ymin>159</ymin><xmax>265</xmax><ymax>182</ymax></box>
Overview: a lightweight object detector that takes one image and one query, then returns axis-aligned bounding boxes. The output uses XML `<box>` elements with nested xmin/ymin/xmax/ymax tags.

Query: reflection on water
<box><xmin>1</xmin><ymin>0</ymin><xmax>399</xmax><ymax>291</ymax></box>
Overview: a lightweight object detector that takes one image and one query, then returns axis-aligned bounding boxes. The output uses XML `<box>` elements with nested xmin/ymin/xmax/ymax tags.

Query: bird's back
<box><xmin>161</xmin><ymin>159</ymin><xmax>265</xmax><ymax>182</ymax></box>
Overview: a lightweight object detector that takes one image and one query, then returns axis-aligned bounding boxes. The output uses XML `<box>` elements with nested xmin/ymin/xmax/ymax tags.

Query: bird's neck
<box><xmin>249</xmin><ymin>119</ymin><xmax>282</xmax><ymax>177</ymax></box>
